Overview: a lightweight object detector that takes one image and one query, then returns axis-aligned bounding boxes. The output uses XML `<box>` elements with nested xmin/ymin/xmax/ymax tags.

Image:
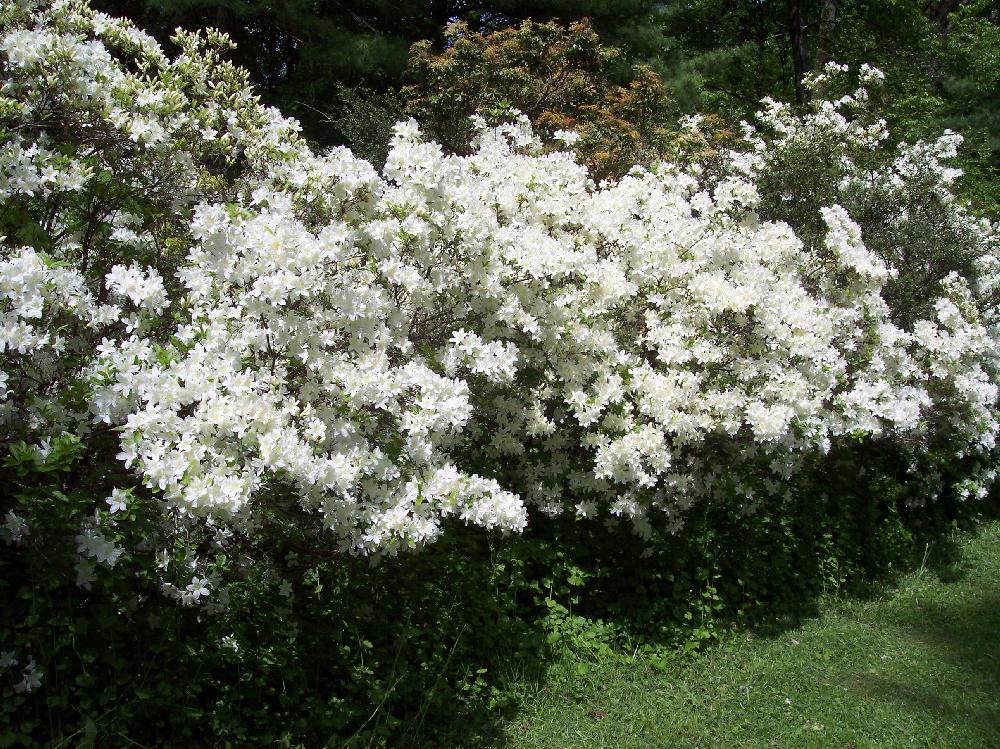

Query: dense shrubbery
<box><xmin>1</xmin><ymin>2</ymin><xmax>997</xmax><ymax>746</ymax></box>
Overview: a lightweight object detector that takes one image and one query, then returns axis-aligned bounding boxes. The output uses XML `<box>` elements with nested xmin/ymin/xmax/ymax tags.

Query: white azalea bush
<box><xmin>1</xmin><ymin>1</ymin><xmax>998</xmax><ymax>743</ymax></box>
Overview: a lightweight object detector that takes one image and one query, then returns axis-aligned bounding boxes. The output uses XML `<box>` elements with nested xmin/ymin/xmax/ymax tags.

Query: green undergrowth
<box><xmin>3</xmin><ymin>443</ymin><xmax>997</xmax><ymax>747</ymax></box>
<box><xmin>496</xmin><ymin>519</ymin><xmax>1000</xmax><ymax>749</ymax></box>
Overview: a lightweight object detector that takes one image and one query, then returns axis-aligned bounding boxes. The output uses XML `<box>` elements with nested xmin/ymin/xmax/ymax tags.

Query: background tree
<box><xmin>90</xmin><ymin>0</ymin><xmax>456</xmax><ymax>141</ymax></box>
<box><xmin>401</xmin><ymin>19</ymin><xmax>677</xmax><ymax>178</ymax></box>
<box><xmin>89</xmin><ymin>0</ymin><xmax>998</xmax><ymax>204</ymax></box>
<box><xmin>90</xmin><ymin>0</ymin><xmax>681</xmax><ymax>149</ymax></box>
<box><xmin>657</xmin><ymin>0</ymin><xmax>999</xmax><ymax>210</ymax></box>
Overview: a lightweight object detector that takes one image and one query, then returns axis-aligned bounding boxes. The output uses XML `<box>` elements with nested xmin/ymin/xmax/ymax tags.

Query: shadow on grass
<box><xmin>923</xmin><ymin>533</ymin><xmax>970</xmax><ymax>584</ymax></box>
<box><xmin>383</xmin><ymin>513</ymin><xmax>1000</xmax><ymax>748</ymax></box>
<box><xmin>851</xmin><ymin>595</ymin><xmax>1000</xmax><ymax>747</ymax></box>
<box><xmin>839</xmin><ymin>531</ymin><xmax>972</xmax><ymax>604</ymax></box>
<box><xmin>392</xmin><ymin>655</ymin><xmax>550</xmax><ymax>749</ymax></box>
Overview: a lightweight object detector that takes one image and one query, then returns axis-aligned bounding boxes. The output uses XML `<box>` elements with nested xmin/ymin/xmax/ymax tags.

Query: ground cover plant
<box><xmin>0</xmin><ymin>1</ymin><xmax>998</xmax><ymax>746</ymax></box>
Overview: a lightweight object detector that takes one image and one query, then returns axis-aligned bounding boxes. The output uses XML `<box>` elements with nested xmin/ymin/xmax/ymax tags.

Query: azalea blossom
<box><xmin>0</xmin><ymin>1</ymin><xmax>996</xmax><ymax>573</ymax></box>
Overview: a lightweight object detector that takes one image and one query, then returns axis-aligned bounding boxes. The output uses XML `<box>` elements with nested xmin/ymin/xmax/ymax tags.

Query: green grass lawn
<box><xmin>495</xmin><ymin>521</ymin><xmax>1000</xmax><ymax>749</ymax></box>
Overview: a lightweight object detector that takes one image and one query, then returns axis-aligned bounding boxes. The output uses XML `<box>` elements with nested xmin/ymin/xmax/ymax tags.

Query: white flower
<box><xmin>1</xmin><ymin>511</ymin><xmax>28</xmax><ymax>544</ymax></box>
<box><xmin>75</xmin><ymin>558</ymin><xmax>97</xmax><ymax>589</ymax></box>
<box><xmin>76</xmin><ymin>527</ymin><xmax>124</xmax><ymax>568</ymax></box>
<box><xmin>0</xmin><ymin>651</ymin><xmax>16</xmax><ymax>671</ymax></box>
<box><xmin>13</xmin><ymin>656</ymin><xmax>41</xmax><ymax>694</ymax></box>
<box><xmin>185</xmin><ymin>576</ymin><xmax>210</xmax><ymax>602</ymax></box>
<box><xmin>553</xmin><ymin>129</ymin><xmax>581</xmax><ymax>145</ymax></box>
<box><xmin>105</xmin><ymin>488</ymin><xmax>128</xmax><ymax>514</ymax></box>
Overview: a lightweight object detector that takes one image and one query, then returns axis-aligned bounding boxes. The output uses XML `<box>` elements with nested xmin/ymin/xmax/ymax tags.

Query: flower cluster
<box><xmin>1</xmin><ymin>2</ymin><xmax>997</xmax><ymax>567</ymax></box>
<box><xmin>1</xmin><ymin>651</ymin><xmax>43</xmax><ymax>695</ymax></box>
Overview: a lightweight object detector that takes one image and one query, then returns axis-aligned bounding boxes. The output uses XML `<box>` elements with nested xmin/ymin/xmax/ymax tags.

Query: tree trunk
<box><xmin>931</xmin><ymin>0</ymin><xmax>965</xmax><ymax>34</ymax></box>
<box><xmin>787</xmin><ymin>0</ymin><xmax>809</xmax><ymax>105</ymax></box>
<box><xmin>814</xmin><ymin>0</ymin><xmax>838</xmax><ymax>68</ymax></box>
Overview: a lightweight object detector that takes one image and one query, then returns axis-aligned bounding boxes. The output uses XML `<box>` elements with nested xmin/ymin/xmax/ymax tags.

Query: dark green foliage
<box><xmin>0</xmin><ymin>457</ymin><xmax>538</xmax><ymax>747</ymax></box>
<box><xmin>87</xmin><ymin>0</ymin><xmax>677</xmax><ymax>151</ymax></box>
<box><xmin>326</xmin><ymin>85</ymin><xmax>406</xmax><ymax>169</ymax></box>
<box><xmin>3</xmin><ymin>434</ymin><xmax>992</xmax><ymax>747</ymax></box>
<box><xmin>90</xmin><ymin>0</ymin><xmax>442</xmax><ymax>143</ymax></box>
<box><xmin>937</xmin><ymin>1</ymin><xmax>1000</xmax><ymax>212</ymax></box>
<box><xmin>657</xmin><ymin>0</ymin><xmax>1000</xmax><ymax>212</ymax></box>
<box><xmin>751</xmin><ymin>116</ymin><xmax>994</xmax><ymax>327</ymax></box>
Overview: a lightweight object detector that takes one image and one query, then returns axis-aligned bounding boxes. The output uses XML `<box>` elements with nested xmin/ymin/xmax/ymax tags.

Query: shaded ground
<box><xmin>493</xmin><ymin>521</ymin><xmax>1000</xmax><ymax>749</ymax></box>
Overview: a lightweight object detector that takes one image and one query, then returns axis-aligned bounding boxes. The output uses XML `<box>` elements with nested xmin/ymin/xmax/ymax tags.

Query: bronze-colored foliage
<box><xmin>402</xmin><ymin>19</ymin><xmax>678</xmax><ymax>179</ymax></box>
